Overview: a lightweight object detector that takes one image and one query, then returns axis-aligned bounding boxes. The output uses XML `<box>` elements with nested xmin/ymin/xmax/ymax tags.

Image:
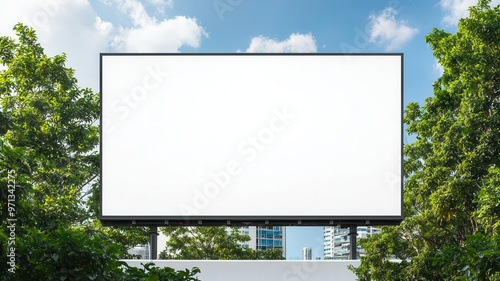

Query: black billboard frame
<box><xmin>99</xmin><ymin>53</ymin><xmax>404</xmax><ymax>227</ymax></box>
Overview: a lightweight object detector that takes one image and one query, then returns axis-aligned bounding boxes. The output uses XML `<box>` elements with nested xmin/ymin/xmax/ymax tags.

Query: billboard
<box><xmin>100</xmin><ymin>54</ymin><xmax>403</xmax><ymax>226</ymax></box>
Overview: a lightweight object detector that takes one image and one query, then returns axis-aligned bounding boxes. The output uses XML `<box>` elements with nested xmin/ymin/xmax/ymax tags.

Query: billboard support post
<box><xmin>149</xmin><ymin>226</ymin><xmax>158</xmax><ymax>260</ymax></box>
<box><xmin>349</xmin><ymin>225</ymin><xmax>357</xmax><ymax>260</ymax></box>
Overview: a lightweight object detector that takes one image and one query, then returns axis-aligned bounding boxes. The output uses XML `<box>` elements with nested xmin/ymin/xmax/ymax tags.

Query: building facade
<box><xmin>323</xmin><ymin>226</ymin><xmax>380</xmax><ymax>260</ymax></box>
<box><xmin>240</xmin><ymin>226</ymin><xmax>286</xmax><ymax>257</ymax></box>
<box><xmin>302</xmin><ymin>247</ymin><xmax>312</xmax><ymax>260</ymax></box>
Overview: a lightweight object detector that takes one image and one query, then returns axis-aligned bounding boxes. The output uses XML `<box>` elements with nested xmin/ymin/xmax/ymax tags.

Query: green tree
<box><xmin>351</xmin><ymin>1</ymin><xmax>500</xmax><ymax>280</ymax></box>
<box><xmin>159</xmin><ymin>226</ymin><xmax>284</xmax><ymax>260</ymax></box>
<box><xmin>0</xmin><ymin>24</ymin><xmax>198</xmax><ymax>280</ymax></box>
<box><xmin>122</xmin><ymin>263</ymin><xmax>201</xmax><ymax>281</ymax></box>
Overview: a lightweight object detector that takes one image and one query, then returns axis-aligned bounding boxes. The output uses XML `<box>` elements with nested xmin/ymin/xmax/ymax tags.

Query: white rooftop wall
<box><xmin>123</xmin><ymin>260</ymin><xmax>361</xmax><ymax>281</ymax></box>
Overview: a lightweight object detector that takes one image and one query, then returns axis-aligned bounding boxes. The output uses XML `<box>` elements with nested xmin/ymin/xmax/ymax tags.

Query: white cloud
<box><xmin>0</xmin><ymin>0</ymin><xmax>206</xmax><ymax>90</ymax></box>
<box><xmin>98</xmin><ymin>0</ymin><xmax>113</xmax><ymax>6</ymax></box>
<box><xmin>117</xmin><ymin>0</ymin><xmax>156</xmax><ymax>27</ymax></box>
<box><xmin>440</xmin><ymin>0</ymin><xmax>500</xmax><ymax>25</ymax></box>
<box><xmin>118</xmin><ymin>16</ymin><xmax>206</xmax><ymax>52</ymax></box>
<box><xmin>95</xmin><ymin>16</ymin><xmax>113</xmax><ymax>36</ymax></box>
<box><xmin>245</xmin><ymin>33</ymin><xmax>317</xmax><ymax>53</ymax></box>
<box><xmin>111</xmin><ymin>0</ymin><xmax>206</xmax><ymax>52</ymax></box>
<box><xmin>148</xmin><ymin>0</ymin><xmax>174</xmax><ymax>9</ymax></box>
<box><xmin>368</xmin><ymin>7</ymin><xmax>418</xmax><ymax>51</ymax></box>
<box><xmin>148</xmin><ymin>0</ymin><xmax>174</xmax><ymax>15</ymax></box>
<box><xmin>98</xmin><ymin>0</ymin><xmax>207</xmax><ymax>52</ymax></box>
<box><xmin>433</xmin><ymin>59</ymin><xmax>444</xmax><ymax>76</ymax></box>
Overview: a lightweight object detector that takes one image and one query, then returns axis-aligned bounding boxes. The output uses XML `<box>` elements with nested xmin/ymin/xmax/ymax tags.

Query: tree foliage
<box><xmin>123</xmin><ymin>263</ymin><xmax>201</xmax><ymax>281</ymax></box>
<box><xmin>351</xmin><ymin>1</ymin><xmax>500</xmax><ymax>280</ymax></box>
<box><xmin>0</xmin><ymin>24</ymin><xmax>198</xmax><ymax>280</ymax></box>
<box><xmin>159</xmin><ymin>226</ymin><xmax>285</xmax><ymax>260</ymax></box>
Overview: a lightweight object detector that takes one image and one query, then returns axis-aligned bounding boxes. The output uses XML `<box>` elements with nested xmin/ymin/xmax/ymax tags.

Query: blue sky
<box><xmin>2</xmin><ymin>0</ymin><xmax>499</xmax><ymax>260</ymax></box>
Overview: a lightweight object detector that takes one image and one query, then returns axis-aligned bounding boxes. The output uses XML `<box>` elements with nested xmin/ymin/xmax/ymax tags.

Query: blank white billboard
<box><xmin>100</xmin><ymin>54</ymin><xmax>402</xmax><ymax>225</ymax></box>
